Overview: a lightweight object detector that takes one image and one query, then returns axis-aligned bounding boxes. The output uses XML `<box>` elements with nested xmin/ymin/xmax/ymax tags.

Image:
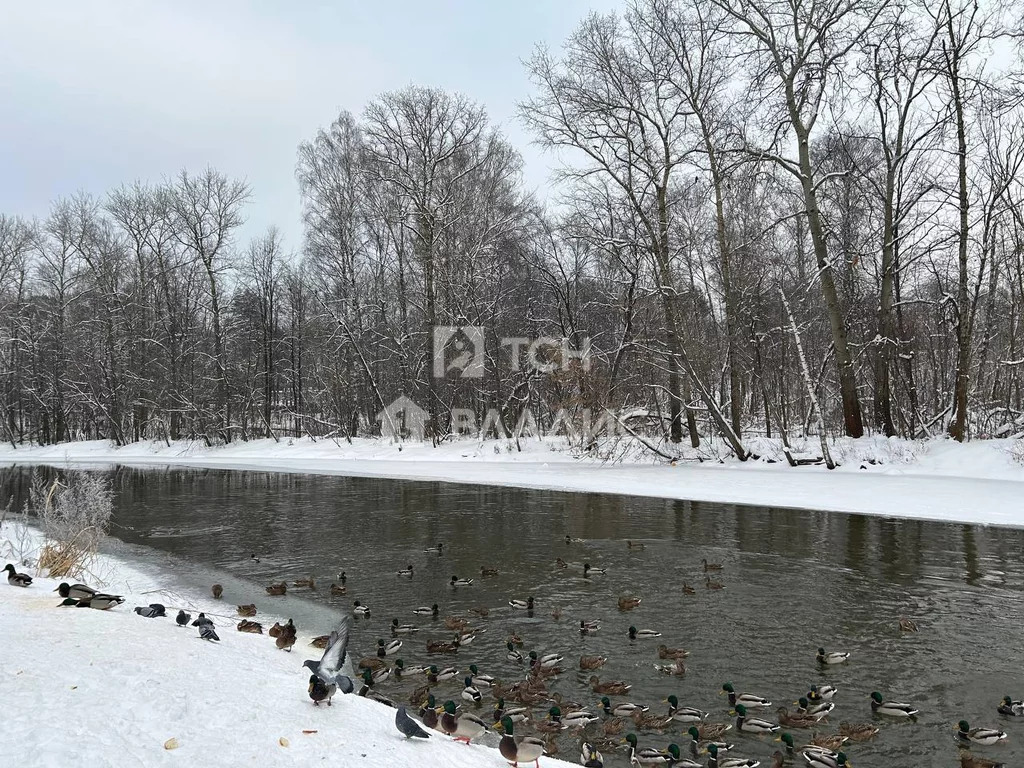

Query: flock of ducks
<box><xmin>6</xmin><ymin>535</ymin><xmax>1019</xmax><ymax>768</ymax></box>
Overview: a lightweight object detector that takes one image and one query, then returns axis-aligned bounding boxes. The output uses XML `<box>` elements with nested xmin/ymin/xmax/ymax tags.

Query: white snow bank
<box><xmin>0</xmin><ymin>521</ymin><xmax>576</xmax><ymax>768</ymax></box>
<box><xmin>0</xmin><ymin>434</ymin><xmax>1021</xmax><ymax>527</ymax></box>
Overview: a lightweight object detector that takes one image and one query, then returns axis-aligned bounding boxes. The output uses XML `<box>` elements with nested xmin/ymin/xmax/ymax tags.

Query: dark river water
<box><xmin>3</xmin><ymin>464</ymin><xmax>1023</xmax><ymax>767</ymax></box>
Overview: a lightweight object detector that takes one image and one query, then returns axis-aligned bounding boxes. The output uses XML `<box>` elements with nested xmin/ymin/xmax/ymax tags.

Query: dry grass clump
<box><xmin>29</xmin><ymin>471</ymin><xmax>113</xmax><ymax>579</ymax></box>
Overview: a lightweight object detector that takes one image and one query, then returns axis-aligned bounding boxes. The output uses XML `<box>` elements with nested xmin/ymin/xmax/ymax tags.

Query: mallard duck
<box><xmin>396</xmin><ymin>564</ymin><xmax>414</xmax><ymax>578</ymax></box>
<box><xmin>722</xmin><ymin>683</ymin><xmax>771</xmax><ymax>709</ymax></box>
<box><xmin>378</xmin><ymin>638</ymin><xmax>402</xmax><ymax>655</ymax></box>
<box><xmin>600</xmin><ymin>697</ymin><xmax>647</xmax><ymax>717</ymax></box>
<box><xmin>480</xmin><ymin>565</ymin><xmax>499</xmax><ymax>577</ymax></box>
<box><xmin>682</xmin><ymin>583</ymin><xmax>696</xmax><ymax>595</ymax></box>
<box><xmin>695</xmin><ymin>722</ymin><xmax>733</xmax><ymax>740</ymax></box>
<box><xmin>237</xmin><ymin>619</ymin><xmax>263</xmax><ymax>634</ymax></box>
<box><xmin>493</xmin><ymin>698</ymin><xmax>530</xmax><ymax>725</ymax></box>
<box><xmin>329</xmin><ymin>583</ymin><xmax>347</xmax><ymax>595</ymax></box>
<box><xmin>508</xmin><ymin>632</ymin><xmax>524</xmax><ymax>646</ymax></box>
<box><xmin>391</xmin><ymin>618</ymin><xmax>419</xmax><ymax>635</ymax></box>
<box><xmin>84</xmin><ymin>594</ymin><xmax>125</xmax><ymax>610</ymax></box>
<box><xmin>440</xmin><ymin>700</ymin><xmax>487</xmax><ymax>743</ymax></box>
<box><xmin>807</xmin><ymin>685</ymin><xmax>837</xmax><ymax>702</ymax></box>
<box><xmin>310</xmin><ymin>634</ymin><xmax>329</xmax><ymax>648</ymax></box>
<box><xmin>458</xmin><ymin>631</ymin><xmax>478</xmax><ymax>646</ymax></box>
<box><xmin>529</xmin><ymin>651</ymin><xmax>563</xmax><ymax>669</ymax></box>
<box><xmin>275</xmin><ymin>618</ymin><xmax>296</xmax><ymax>651</ymax></box>
<box><xmin>4</xmin><ymin>564</ymin><xmax>32</xmax><ymax>587</ymax></box>
<box><xmin>626</xmin><ymin>540</ymin><xmax>646</xmax><ymax>550</ymax></box>
<box><xmin>777</xmin><ymin>708</ymin><xmax>818</xmax><ymax>728</ymax></box>
<box><xmin>795</xmin><ymin>697</ymin><xmax>834</xmax><ymax>719</ymax></box>
<box><xmin>352</xmin><ymin>600</ymin><xmax>370</xmax><ymax>616</ymax></box>
<box><xmin>237</xmin><ymin>603</ymin><xmax>257</xmax><ymax>617</ymax></box>
<box><xmin>734</xmin><ymin>704</ymin><xmax>779</xmax><ymax>734</ymax></box>
<box><xmin>601</xmin><ymin>717</ymin><xmax>628</xmax><ymax>736</ymax></box>
<box><xmin>899</xmin><ymin>617</ymin><xmax>918</xmax><ymax>632</ymax></box>
<box><xmin>358</xmin><ymin>656</ymin><xmax>386</xmax><ymax>671</ymax></box>
<box><xmin>419</xmin><ymin>694</ymin><xmax>441</xmax><ymax>730</ymax></box>
<box><xmin>584</xmin><ymin>562</ymin><xmax>607</xmax><ymax>576</ymax></box>
<box><xmin>705</xmin><ymin>577</ymin><xmax>725</xmax><ymax>590</ymax></box>
<box><xmin>960</xmin><ymin>753</ymin><xmax>1007</xmax><ymax>768</ymax></box>
<box><xmin>396</xmin><ymin>659</ymin><xmax>430</xmax><ymax>677</ymax></box>
<box><xmin>450</xmin><ymin>575</ymin><xmax>474</xmax><ymax>587</ymax></box>
<box><xmin>265</xmin><ymin>581</ymin><xmax>286</xmax><ymax>596</ymax></box>
<box><xmin>551</xmin><ymin>606</ymin><xmax>563</xmax><ymax>620</ymax></box>
<box><xmin>869</xmin><ymin>691</ymin><xmax>918</xmax><ymax>717</ymax></box>
<box><xmin>998</xmin><ymin>696</ymin><xmax>1023</xmax><ymax>716</ymax></box>
<box><xmin>553</xmin><ymin>706</ymin><xmax>599</xmax><ymax>728</ymax></box>
<box><xmin>565</xmin><ymin>534</ymin><xmax>584</xmax><ymax>544</ymax></box>
<box><xmin>655</xmin><ymin>659</ymin><xmax>686</xmax><ymax>676</ymax></box>
<box><xmin>623</xmin><ymin>734</ymin><xmax>671</xmax><ymax>765</ymax></box>
<box><xmin>54</xmin><ymin>582</ymin><xmax>95</xmax><ymax>599</ymax></box>
<box><xmin>770</xmin><ymin>751</ymin><xmax>785</xmax><ymax>768</ymax></box>
<box><xmin>628</xmin><ymin>626</ymin><xmax>661</xmax><ymax>639</ymax></box>
<box><xmin>632</xmin><ymin>708</ymin><xmax>672</xmax><ymax>730</ymax></box>
<box><xmin>802</xmin><ymin>752</ymin><xmax>847</xmax><ymax>768</ymax></box>
<box><xmin>618</xmin><ymin>596</ymin><xmax>642</xmax><ymax>611</ymax></box>
<box><xmin>509</xmin><ymin>596</ymin><xmax>535</xmax><ymax>610</ymax></box>
<box><xmin>555</xmin><ymin>557</ymin><xmax>568</xmax><ymax>569</ymax></box>
<box><xmin>427</xmin><ymin>665</ymin><xmax>459</xmax><ymax>684</ymax></box>
<box><xmin>838</xmin><ymin>722</ymin><xmax>878</xmax><ymax>740</ymax></box>
<box><xmin>467</xmin><ymin>664</ymin><xmax>494</xmax><ymax>687</ymax></box>
<box><xmin>506</xmin><ymin>642</ymin><xmax>525</xmax><ymax>662</ymax></box>
<box><xmin>426</xmin><ymin>637</ymin><xmax>460</xmax><ymax>654</ymax></box>
<box><xmin>292</xmin><ymin>576</ymin><xmax>315</xmax><ymax>588</ymax></box>
<box><xmin>816</xmin><ymin>648</ymin><xmax>849</xmax><ymax>664</ymax></box>
<box><xmin>268</xmin><ymin>621</ymin><xmax>284</xmax><ymax>637</ymax></box>
<box><xmin>666</xmin><ymin>696</ymin><xmax>707</xmax><ymax>723</ymax></box>
<box><xmin>497</xmin><ymin>716</ymin><xmax>545</xmax><ymax>767</ymax></box>
<box><xmin>808</xmin><ymin>734</ymin><xmax>848</xmax><ymax>751</ymax></box>
<box><xmin>336</xmin><ymin>571</ymin><xmax>347</xmax><ymax>584</ymax></box>
<box><xmin>656</xmin><ymin>644</ymin><xmax>688</xmax><ymax>659</ymax></box>
<box><xmin>425</xmin><ymin>543</ymin><xmax>443</xmax><ymax>554</ymax></box>
<box><xmin>581</xmin><ymin>655</ymin><xmax>607</xmax><ymax>670</ymax></box>
<box><xmin>708</xmin><ymin>743</ymin><xmax>759</xmax><ymax>768</ymax></box>
<box><xmin>370</xmin><ymin>667</ymin><xmax>391</xmax><ymax>686</ymax></box>
<box><xmin>414</xmin><ymin>603</ymin><xmax>439</xmax><ymax>617</ymax></box>
<box><xmin>461</xmin><ymin>677</ymin><xmax>483</xmax><ymax>705</ymax></box>
<box><xmin>663</xmin><ymin>743</ymin><xmax>701</xmax><ymax>768</ymax></box>
<box><xmin>469</xmin><ymin>606</ymin><xmax>490</xmax><ymax>617</ymax></box>
<box><xmin>581</xmin><ymin>742</ymin><xmax>605</xmax><ymax>768</ymax></box>
<box><xmin>956</xmin><ymin>720</ymin><xmax>1007</xmax><ymax>745</ymax></box>
<box><xmin>702</xmin><ymin>558</ymin><xmax>723</xmax><ymax>571</ymax></box>
<box><xmin>592</xmin><ymin>677</ymin><xmax>632</xmax><ymax>695</ymax></box>
<box><xmin>580</xmin><ymin>620</ymin><xmax>601</xmax><ymax>634</ymax></box>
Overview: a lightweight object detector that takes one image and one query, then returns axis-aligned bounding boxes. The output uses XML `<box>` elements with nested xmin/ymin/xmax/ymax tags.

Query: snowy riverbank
<box><xmin>0</xmin><ymin>520</ymin><xmax>576</xmax><ymax>768</ymax></box>
<box><xmin>0</xmin><ymin>434</ymin><xmax>1022</xmax><ymax>527</ymax></box>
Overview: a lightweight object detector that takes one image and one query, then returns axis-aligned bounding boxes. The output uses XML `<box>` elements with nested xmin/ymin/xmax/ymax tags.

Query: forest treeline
<box><xmin>1</xmin><ymin>0</ymin><xmax>1023</xmax><ymax>457</ymax></box>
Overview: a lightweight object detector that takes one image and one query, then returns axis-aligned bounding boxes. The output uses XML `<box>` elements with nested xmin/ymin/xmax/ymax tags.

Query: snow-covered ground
<box><xmin>0</xmin><ymin>434</ymin><xmax>1021</xmax><ymax>527</ymax></box>
<box><xmin>0</xmin><ymin>520</ymin><xmax>576</xmax><ymax>768</ymax></box>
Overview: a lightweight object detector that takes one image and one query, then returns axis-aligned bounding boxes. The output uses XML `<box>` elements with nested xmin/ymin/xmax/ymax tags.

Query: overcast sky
<box><xmin>0</xmin><ymin>0</ymin><xmax>618</xmax><ymax>251</ymax></box>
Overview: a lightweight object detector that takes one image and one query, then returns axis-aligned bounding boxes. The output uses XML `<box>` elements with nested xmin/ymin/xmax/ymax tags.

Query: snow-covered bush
<box><xmin>1012</xmin><ymin>439</ymin><xmax>1024</xmax><ymax>466</ymax></box>
<box><xmin>29</xmin><ymin>470</ymin><xmax>114</xmax><ymax>578</ymax></box>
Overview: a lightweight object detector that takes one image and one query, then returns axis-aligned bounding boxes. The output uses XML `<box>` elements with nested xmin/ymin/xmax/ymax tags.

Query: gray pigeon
<box><xmin>134</xmin><ymin>605</ymin><xmax>164</xmax><ymax>618</ymax></box>
<box><xmin>192</xmin><ymin>612</ymin><xmax>213</xmax><ymax>627</ymax></box>
<box><xmin>199</xmin><ymin>624</ymin><xmax>220</xmax><ymax>642</ymax></box>
<box><xmin>303</xmin><ymin>615</ymin><xmax>355</xmax><ymax>695</ymax></box>
<box><xmin>176</xmin><ymin>609</ymin><xmax>191</xmax><ymax>627</ymax></box>
<box><xmin>395</xmin><ymin>706</ymin><xmax>430</xmax><ymax>739</ymax></box>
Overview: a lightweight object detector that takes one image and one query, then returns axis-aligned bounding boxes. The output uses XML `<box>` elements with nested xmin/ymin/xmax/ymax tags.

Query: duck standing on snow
<box><xmin>176</xmin><ymin>609</ymin><xmax>191</xmax><ymax>627</ymax></box>
<box><xmin>54</xmin><ymin>582</ymin><xmax>94</xmax><ymax>599</ymax></box>
<box><xmin>276</xmin><ymin>619</ymin><xmax>297</xmax><ymax>651</ymax></box>
<box><xmin>440</xmin><ymin>700</ymin><xmax>487</xmax><ymax>743</ymax></box>
<box><xmin>395</xmin><ymin>706</ymin><xmax>430</xmax><ymax>738</ymax></box>
<box><xmin>303</xmin><ymin>615</ymin><xmax>355</xmax><ymax>695</ymax></box>
<box><xmin>4</xmin><ymin>563</ymin><xmax>32</xmax><ymax>587</ymax></box>
<box><xmin>60</xmin><ymin>594</ymin><xmax>124</xmax><ymax>610</ymax></box>
<box><xmin>498</xmin><ymin>716</ymin><xmax>545</xmax><ymax>767</ymax></box>
<box><xmin>956</xmin><ymin>720</ymin><xmax>1008</xmax><ymax>745</ymax></box>
<box><xmin>308</xmin><ymin>673</ymin><xmax>336</xmax><ymax>706</ymax></box>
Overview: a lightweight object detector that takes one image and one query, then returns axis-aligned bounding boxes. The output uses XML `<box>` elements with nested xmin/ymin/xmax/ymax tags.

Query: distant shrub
<box><xmin>1012</xmin><ymin>439</ymin><xmax>1024</xmax><ymax>466</ymax></box>
<box><xmin>29</xmin><ymin>470</ymin><xmax>114</xmax><ymax>578</ymax></box>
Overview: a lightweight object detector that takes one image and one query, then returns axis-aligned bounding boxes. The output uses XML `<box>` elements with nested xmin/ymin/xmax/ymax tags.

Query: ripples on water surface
<box><xmin>3</xmin><ymin>465</ymin><xmax>1024</xmax><ymax>766</ymax></box>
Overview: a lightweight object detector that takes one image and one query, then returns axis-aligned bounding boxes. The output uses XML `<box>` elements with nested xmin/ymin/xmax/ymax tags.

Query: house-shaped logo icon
<box><xmin>377</xmin><ymin>395</ymin><xmax>429</xmax><ymax>441</ymax></box>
